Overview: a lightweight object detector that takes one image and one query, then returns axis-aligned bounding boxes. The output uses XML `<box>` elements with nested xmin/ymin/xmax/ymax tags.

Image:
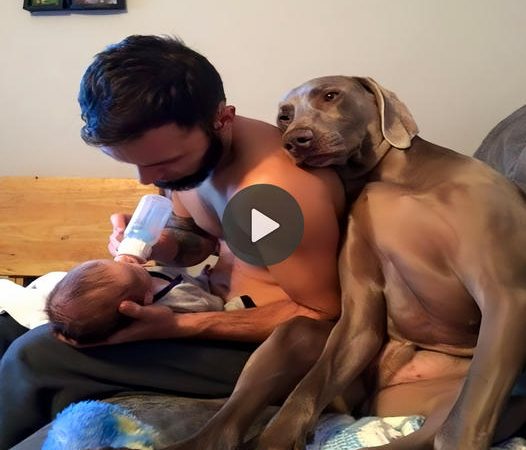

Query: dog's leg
<box><xmin>163</xmin><ymin>317</ymin><xmax>332</xmax><ymax>450</ymax></box>
<box><xmin>254</xmin><ymin>310</ymin><xmax>383</xmax><ymax>450</ymax></box>
<box><xmin>433</xmin><ymin>279</ymin><xmax>526</xmax><ymax>449</ymax></box>
<box><xmin>255</xmin><ymin>219</ymin><xmax>387</xmax><ymax>450</ymax></box>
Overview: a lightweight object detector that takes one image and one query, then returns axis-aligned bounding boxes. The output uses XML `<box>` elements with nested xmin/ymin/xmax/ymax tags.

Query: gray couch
<box><xmin>474</xmin><ymin>104</ymin><xmax>526</xmax><ymax>193</ymax></box>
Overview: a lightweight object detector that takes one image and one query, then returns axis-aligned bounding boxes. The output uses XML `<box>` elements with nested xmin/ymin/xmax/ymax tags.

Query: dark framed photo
<box><xmin>23</xmin><ymin>0</ymin><xmax>65</xmax><ymax>11</ymax></box>
<box><xmin>68</xmin><ymin>0</ymin><xmax>126</xmax><ymax>10</ymax></box>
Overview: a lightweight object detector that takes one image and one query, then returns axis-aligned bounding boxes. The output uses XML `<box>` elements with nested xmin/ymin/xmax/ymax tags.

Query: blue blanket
<box><xmin>307</xmin><ymin>414</ymin><xmax>526</xmax><ymax>450</ymax></box>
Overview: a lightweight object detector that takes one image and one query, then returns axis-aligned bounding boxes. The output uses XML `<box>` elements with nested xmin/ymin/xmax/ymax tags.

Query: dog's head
<box><xmin>277</xmin><ymin>76</ymin><xmax>418</xmax><ymax>170</ymax></box>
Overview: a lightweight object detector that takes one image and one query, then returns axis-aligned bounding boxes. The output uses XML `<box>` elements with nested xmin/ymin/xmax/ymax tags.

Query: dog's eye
<box><xmin>324</xmin><ymin>91</ymin><xmax>340</xmax><ymax>102</ymax></box>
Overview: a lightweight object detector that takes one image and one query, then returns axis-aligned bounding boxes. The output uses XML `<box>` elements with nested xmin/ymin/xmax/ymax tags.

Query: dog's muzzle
<box><xmin>283</xmin><ymin>128</ymin><xmax>315</xmax><ymax>154</ymax></box>
<box><xmin>283</xmin><ymin>128</ymin><xmax>349</xmax><ymax>167</ymax></box>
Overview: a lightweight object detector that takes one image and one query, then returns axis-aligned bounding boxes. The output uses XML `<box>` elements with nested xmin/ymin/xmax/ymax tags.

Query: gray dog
<box><xmin>252</xmin><ymin>76</ymin><xmax>526</xmax><ymax>450</ymax></box>
<box><xmin>164</xmin><ymin>77</ymin><xmax>526</xmax><ymax>450</ymax></box>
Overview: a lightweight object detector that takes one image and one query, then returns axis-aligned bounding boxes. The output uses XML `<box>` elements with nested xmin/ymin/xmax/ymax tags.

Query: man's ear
<box><xmin>213</xmin><ymin>103</ymin><xmax>236</xmax><ymax>130</ymax></box>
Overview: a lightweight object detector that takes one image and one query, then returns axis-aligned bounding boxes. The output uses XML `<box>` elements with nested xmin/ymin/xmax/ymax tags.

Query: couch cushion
<box><xmin>474</xmin><ymin>105</ymin><xmax>526</xmax><ymax>193</ymax></box>
<box><xmin>11</xmin><ymin>393</ymin><xmax>278</xmax><ymax>449</ymax></box>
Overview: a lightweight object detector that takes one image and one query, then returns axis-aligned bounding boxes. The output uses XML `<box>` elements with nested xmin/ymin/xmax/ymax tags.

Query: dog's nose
<box><xmin>283</xmin><ymin>129</ymin><xmax>314</xmax><ymax>152</ymax></box>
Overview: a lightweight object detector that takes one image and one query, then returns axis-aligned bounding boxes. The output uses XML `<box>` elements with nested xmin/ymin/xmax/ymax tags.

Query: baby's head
<box><xmin>46</xmin><ymin>259</ymin><xmax>153</xmax><ymax>344</ymax></box>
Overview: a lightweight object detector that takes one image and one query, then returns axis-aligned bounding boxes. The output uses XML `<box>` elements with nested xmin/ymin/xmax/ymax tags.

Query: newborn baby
<box><xmin>45</xmin><ymin>259</ymin><xmax>251</xmax><ymax>344</ymax></box>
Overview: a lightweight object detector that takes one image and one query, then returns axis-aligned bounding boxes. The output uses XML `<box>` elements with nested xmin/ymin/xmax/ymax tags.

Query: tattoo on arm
<box><xmin>165</xmin><ymin>214</ymin><xmax>218</xmax><ymax>266</ymax></box>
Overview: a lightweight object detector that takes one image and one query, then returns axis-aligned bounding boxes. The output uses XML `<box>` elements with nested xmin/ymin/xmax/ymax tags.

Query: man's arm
<box><xmin>261</xmin><ymin>167</ymin><xmax>344</xmax><ymax>320</ymax></box>
<box><xmin>144</xmin><ymin>190</ymin><xmax>218</xmax><ymax>266</ymax></box>
<box><xmin>152</xmin><ymin>213</ymin><xmax>217</xmax><ymax>267</ymax></box>
<box><xmin>106</xmin><ymin>298</ymin><xmax>328</xmax><ymax>344</ymax></box>
<box><xmin>107</xmin><ymin>167</ymin><xmax>345</xmax><ymax>344</ymax></box>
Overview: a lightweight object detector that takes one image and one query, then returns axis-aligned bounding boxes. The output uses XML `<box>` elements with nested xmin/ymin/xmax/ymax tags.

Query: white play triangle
<box><xmin>251</xmin><ymin>208</ymin><xmax>280</xmax><ymax>243</ymax></box>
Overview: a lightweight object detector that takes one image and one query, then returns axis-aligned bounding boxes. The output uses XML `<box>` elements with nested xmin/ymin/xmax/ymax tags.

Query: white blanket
<box><xmin>0</xmin><ymin>272</ymin><xmax>66</xmax><ymax>329</ymax></box>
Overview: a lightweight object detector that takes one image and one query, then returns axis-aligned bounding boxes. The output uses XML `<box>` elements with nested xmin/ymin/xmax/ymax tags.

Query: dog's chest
<box><xmin>350</xmin><ymin>184</ymin><xmax>481</xmax><ymax>343</ymax></box>
<box><xmin>351</xmin><ymin>184</ymin><xmax>450</xmax><ymax>260</ymax></box>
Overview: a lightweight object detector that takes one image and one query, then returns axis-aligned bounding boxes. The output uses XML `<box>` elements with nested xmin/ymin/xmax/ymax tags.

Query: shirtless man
<box><xmin>0</xmin><ymin>36</ymin><xmax>344</xmax><ymax>448</ymax></box>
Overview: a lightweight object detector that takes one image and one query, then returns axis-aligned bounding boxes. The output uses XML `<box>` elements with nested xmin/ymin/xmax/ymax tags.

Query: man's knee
<box><xmin>0</xmin><ymin>314</ymin><xmax>27</xmax><ymax>359</ymax></box>
<box><xmin>271</xmin><ymin>316</ymin><xmax>333</xmax><ymax>365</ymax></box>
<box><xmin>1</xmin><ymin>325</ymin><xmax>55</xmax><ymax>373</ymax></box>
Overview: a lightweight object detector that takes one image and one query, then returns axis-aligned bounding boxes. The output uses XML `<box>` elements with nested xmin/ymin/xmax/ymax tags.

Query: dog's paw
<box><xmin>252</xmin><ymin>402</ymin><xmax>316</xmax><ymax>450</ymax></box>
<box><xmin>253</xmin><ymin>429</ymin><xmax>308</xmax><ymax>450</ymax></box>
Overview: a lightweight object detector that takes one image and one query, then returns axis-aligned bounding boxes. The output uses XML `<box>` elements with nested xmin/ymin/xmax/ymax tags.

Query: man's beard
<box><xmin>154</xmin><ymin>134</ymin><xmax>224</xmax><ymax>191</ymax></box>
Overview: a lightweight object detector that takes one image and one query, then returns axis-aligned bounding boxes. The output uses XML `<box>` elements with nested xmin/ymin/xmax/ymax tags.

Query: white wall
<box><xmin>1</xmin><ymin>0</ymin><xmax>525</xmax><ymax>178</ymax></box>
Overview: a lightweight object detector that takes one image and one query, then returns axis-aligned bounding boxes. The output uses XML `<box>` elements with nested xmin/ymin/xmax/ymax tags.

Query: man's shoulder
<box><xmin>244</xmin><ymin>162</ymin><xmax>343</xmax><ymax>195</ymax></box>
<box><xmin>240</xmin><ymin>164</ymin><xmax>346</xmax><ymax>220</ymax></box>
<box><xmin>230</xmin><ymin>117</ymin><xmax>345</xmax><ymax>210</ymax></box>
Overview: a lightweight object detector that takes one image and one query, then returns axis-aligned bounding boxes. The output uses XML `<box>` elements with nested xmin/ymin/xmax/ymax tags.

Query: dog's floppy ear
<box><xmin>356</xmin><ymin>77</ymin><xmax>418</xmax><ymax>149</ymax></box>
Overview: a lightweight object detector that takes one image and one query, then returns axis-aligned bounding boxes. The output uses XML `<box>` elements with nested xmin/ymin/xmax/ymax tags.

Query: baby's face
<box><xmin>105</xmin><ymin>260</ymin><xmax>154</xmax><ymax>304</ymax></box>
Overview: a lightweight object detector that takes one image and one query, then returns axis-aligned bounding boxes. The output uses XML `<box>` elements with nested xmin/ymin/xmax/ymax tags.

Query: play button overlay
<box><xmin>251</xmin><ymin>209</ymin><xmax>280</xmax><ymax>243</ymax></box>
<box><xmin>222</xmin><ymin>184</ymin><xmax>304</xmax><ymax>266</ymax></box>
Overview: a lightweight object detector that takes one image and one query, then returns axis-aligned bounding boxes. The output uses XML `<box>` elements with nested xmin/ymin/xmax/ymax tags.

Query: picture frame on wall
<box><xmin>68</xmin><ymin>0</ymin><xmax>126</xmax><ymax>10</ymax></box>
<box><xmin>23</xmin><ymin>0</ymin><xmax>65</xmax><ymax>11</ymax></box>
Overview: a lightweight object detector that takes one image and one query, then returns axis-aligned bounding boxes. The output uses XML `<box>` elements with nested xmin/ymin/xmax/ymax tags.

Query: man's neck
<box><xmin>215</xmin><ymin>115</ymin><xmax>243</xmax><ymax>170</ymax></box>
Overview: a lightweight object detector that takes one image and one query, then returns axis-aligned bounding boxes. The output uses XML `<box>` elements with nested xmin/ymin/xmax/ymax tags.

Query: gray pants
<box><xmin>0</xmin><ymin>318</ymin><xmax>257</xmax><ymax>448</ymax></box>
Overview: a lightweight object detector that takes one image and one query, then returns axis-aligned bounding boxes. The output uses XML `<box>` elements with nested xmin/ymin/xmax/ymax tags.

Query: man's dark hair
<box><xmin>79</xmin><ymin>35</ymin><xmax>226</xmax><ymax>146</ymax></box>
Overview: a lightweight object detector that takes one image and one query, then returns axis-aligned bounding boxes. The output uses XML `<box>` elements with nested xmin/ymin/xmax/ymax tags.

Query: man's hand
<box><xmin>108</xmin><ymin>212</ymin><xmax>132</xmax><ymax>257</ymax></box>
<box><xmin>104</xmin><ymin>302</ymin><xmax>181</xmax><ymax>344</ymax></box>
<box><xmin>54</xmin><ymin>303</ymin><xmax>181</xmax><ymax>348</ymax></box>
<box><xmin>109</xmin><ymin>211</ymin><xmax>181</xmax><ymax>263</ymax></box>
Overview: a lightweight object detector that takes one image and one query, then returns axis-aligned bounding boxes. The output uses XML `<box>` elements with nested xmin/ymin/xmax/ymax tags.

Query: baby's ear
<box><xmin>53</xmin><ymin>330</ymin><xmax>80</xmax><ymax>346</ymax></box>
<box><xmin>143</xmin><ymin>290</ymin><xmax>154</xmax><ymax>306</ymax></box>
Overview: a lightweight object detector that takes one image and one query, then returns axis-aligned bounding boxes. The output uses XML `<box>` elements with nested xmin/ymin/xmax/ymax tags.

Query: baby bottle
<box><xmin>116</xmin><ymin>194</ymin><xmax>173</xmax><ymax>263</ymax></box>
